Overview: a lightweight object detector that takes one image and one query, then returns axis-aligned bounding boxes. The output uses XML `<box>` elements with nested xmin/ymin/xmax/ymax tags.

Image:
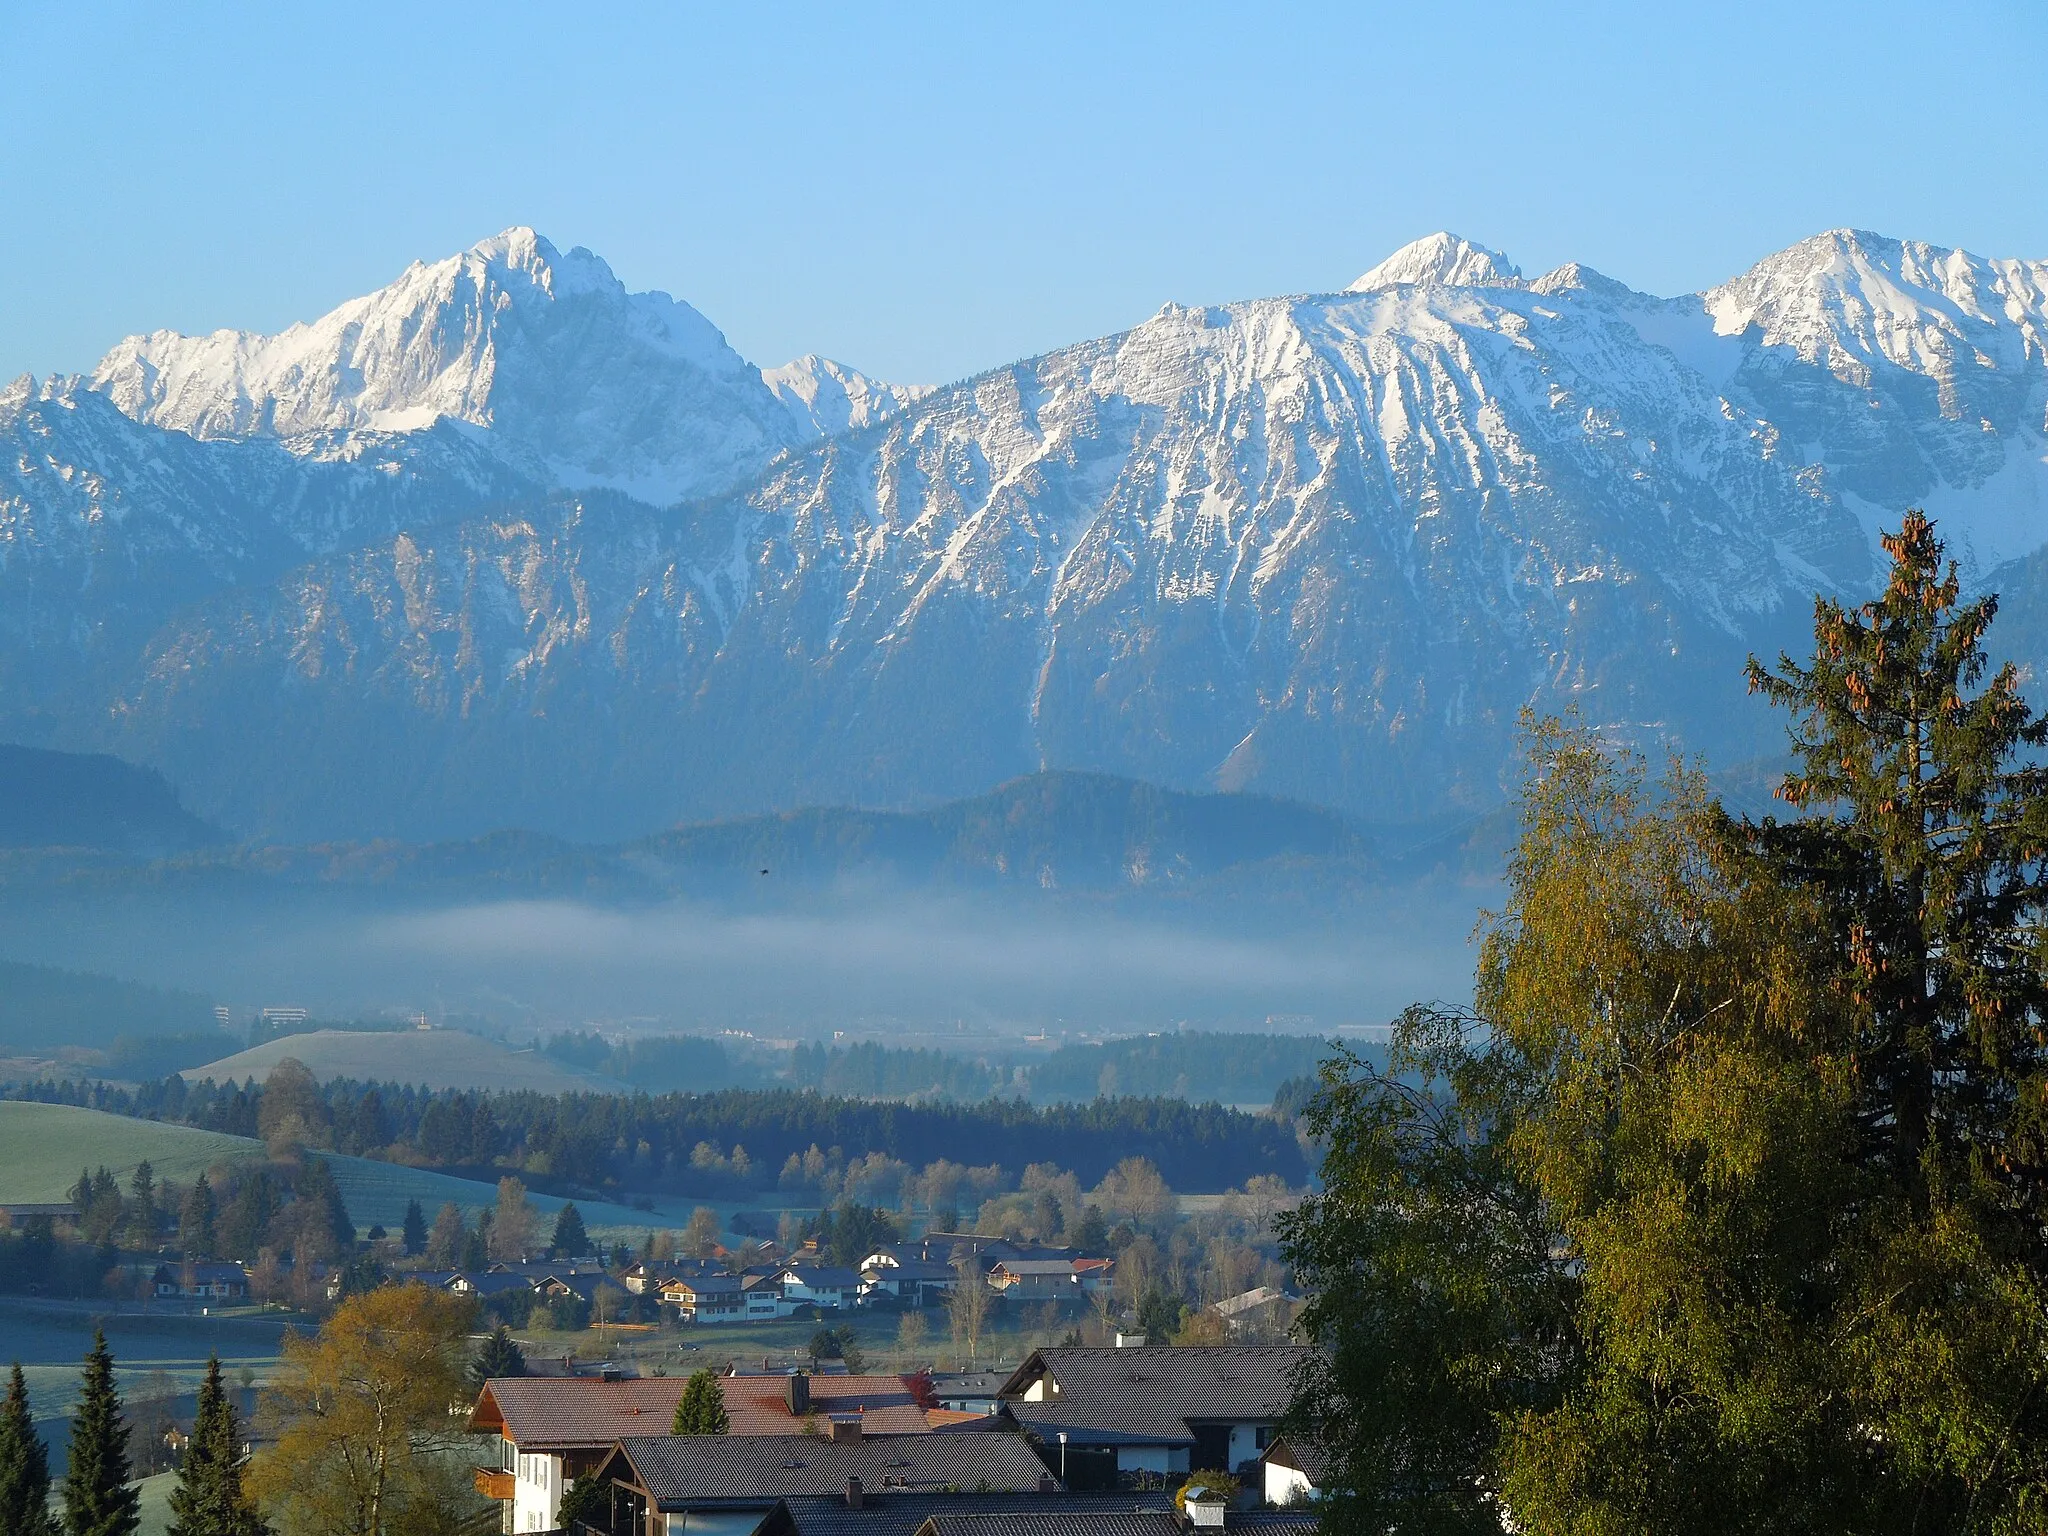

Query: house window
<box><xmin>1256</xmin><ymin>1426</ymin><xmax>1273</xmax><ymax>1450</ymax></box>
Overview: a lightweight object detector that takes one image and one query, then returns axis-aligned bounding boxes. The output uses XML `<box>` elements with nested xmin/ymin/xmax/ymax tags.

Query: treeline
<box><xmin>0</xmin><ymin>960</ymin><xmax>215</xmax><ymax>1051</ymax></box>
<box><xmin>542</xmin><ymin>1029</ymin><xmax>761</xmax><ymax>1091</ymax></box>
<box><xmin>3</xmin><ymin>1074</ymin><xmax>1309</xmax><ymax>1194</ymax></box>
<box><xmin>788</xmin><ymin>1031</ymin><xmax>1370</xmax><ymax>1104</ymax></box>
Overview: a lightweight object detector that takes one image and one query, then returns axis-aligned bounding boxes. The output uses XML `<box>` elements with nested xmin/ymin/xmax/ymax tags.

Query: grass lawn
<box><xmin>0</xmin><ymin>1101</ymin><xmax>261</xmax><ymax>1200</ymax></box>
<box><xmin>185</xmin><ymin>1028</ymin><xmax>624</xmax><ymax>1096</ymax></box>
<box><xmin>0</xmin><ymin>1296</ymin><xmax>286</xmax><ymax>1423</ymax></box>
<box><xmin>0</xmin><ymin>1101</ymin><xmax>677</xmax><ymax>1234</ymax></box>
<box><xmin>134</xmin><ymin>1470</ymin><xmax>176</xmax><ymax>1536</ymax></box>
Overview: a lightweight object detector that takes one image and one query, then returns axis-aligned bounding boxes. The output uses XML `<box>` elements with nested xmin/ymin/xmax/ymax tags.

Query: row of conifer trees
<box><xmin>0</xmin><ymin>1328</ymin><xmax>265</xmax><ymax>1536</ymax></box>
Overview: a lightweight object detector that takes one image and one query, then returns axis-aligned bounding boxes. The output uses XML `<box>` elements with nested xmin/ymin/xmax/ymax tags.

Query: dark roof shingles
<box><xmin>618</xmin><ymin>1432</ymin><xmax>1051</xmax><ymax>1505</ymax></box>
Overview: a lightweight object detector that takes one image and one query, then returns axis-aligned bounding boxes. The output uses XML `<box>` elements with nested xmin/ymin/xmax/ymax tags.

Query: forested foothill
<box><xmin>3</xmin><ymin>1067</ymin><xmax>1309</xmax><ymax>1200</ymax></box>
<box><xmin>1284</xmin><ymin>514</ymin><xmax>2048</xmax><ymax>1532</ymax></box>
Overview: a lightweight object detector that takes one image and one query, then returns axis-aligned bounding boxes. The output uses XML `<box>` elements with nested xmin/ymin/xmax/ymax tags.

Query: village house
<box><xmin>151</xmin><ymin>1261</ymin><xmax>251</xmax><ymax>1300</ymax></box>
<box><xmin>1257</xmin><ymin>1436</ymin><xmax>1328</xmax><ymax>1506</ymax></box>
<box><xmin>857</xmin><ymin>1253</ymin><xmax>957</xmax><ymax>1309</ymax></box>
<box><xmin>1210</xmin><ymin>1287</ymin><xmax>1297</xmax><ymax>1342</ymax></box>
<box><xmin>621</xmin><ymin>1256</ymin><xmax>727</xmax><ymax>1295</ymax></box>
<box><xmin>983</xmin><ymin>1258</ymin><xmax>1086</xmax><ymax>1303</ymax></box>
<box><xmin>589</xmin><ymin>1428</ymin><xmax>1058</xmax><ymax>1536</ymax></box>
<box><xmin>997</xmin><ymin>1346</ymin><xmax>1306</xmax><ymax>1486</ymax></box>
<box><xmin>776</xmin><ymin>1261</ymin><xmax>862</xmax><ymax>1312</ymax></box>
<box><xmin>471</xmin><ymin>1371</ymin><xmax>947</xmax><ymax>1530</ymax></box>
<box><xmin>447</xmin><ymin>1270</ymin><xmax>542</xmax><ymax>1303</ymax></box>
<box><xmin>657</xmin><ymin>1272</ymin><xmax>746</xmax><ymax>1322</ymax></box>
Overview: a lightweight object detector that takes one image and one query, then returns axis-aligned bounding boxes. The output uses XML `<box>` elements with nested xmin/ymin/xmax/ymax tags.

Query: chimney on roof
<box><xmin>1185</xmin><ymin>1487</ymin><xmax>1228</xmax><ymax>1529</ymax></box>
<box><xmin>1114</xmin><ymin>1331</ymin><xmax>1147</xmax><ymax>1348</ymax></box>
<box><xmin>845</xmin><ymin>1476</ymin><xmax>864</xmax><ymax>1509</ymax></box>
<box><xmin>787</xmin><ymin>1373</ymin><xmax>810</xmax><ymax>1415</ymax></box>
<box><xmin>1038</xmin><ymin>1473</ymin><xmax>1059</xmax><ymax>1494</ymax></box>
<box><xmin>829</xmin><ymin>1415</ymin><xmax>862</xmax><ymax>1444</ymax></box>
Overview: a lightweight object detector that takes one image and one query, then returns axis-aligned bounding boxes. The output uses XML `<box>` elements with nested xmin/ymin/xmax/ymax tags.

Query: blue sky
<box><xmin>4</xmin><ymin>0</ymin><xmax>2044</xmax><ymax>388</ymax></box>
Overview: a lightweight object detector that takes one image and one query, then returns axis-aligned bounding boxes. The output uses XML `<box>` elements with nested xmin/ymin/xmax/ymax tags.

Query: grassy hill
<box><xmin>0</xmin><ymin>1102</ymin><xmax>664</xmax><ymax>1232</ymax></box>
<box><xmin>0</xmin><ymin>1103</ymin><xmax>257</xmax><ymax>1198</ymax></box>
<box><xmin>184</xmin><ymin>1028</ymin><xmax>626</xmax><ymax>1094</ymax></box>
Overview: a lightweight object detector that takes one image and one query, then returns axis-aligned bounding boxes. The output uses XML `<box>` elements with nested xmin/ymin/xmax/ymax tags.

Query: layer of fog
<box><xmin>3</xmin><ymin>880</ymin><xmax>1487</xmax><ymax>1041</ymax></box>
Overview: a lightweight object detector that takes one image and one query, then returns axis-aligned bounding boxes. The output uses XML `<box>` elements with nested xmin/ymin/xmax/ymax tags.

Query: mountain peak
<box><xmin>462</xmin><ymin>226</ymin><xmax>622</xmax><ymax>301</ymax></box>
<box><xmin>87</xmin><ymin>228</ymin><xmax>800</xmax><ymax>502</ymax></box>
<box><xmin>1348</xmin><ymin>233</ymin><xmax>1521</xmax><ymax>292</ymax></box>
<box><xmin>761</xmin><ymin>355</ymin><xmax>933</xmax><ymax>438</ymax></box>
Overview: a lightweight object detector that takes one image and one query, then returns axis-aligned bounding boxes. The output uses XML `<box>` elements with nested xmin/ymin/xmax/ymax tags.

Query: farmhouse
<box><xmin>151</xmin><ymin>1261</ymin><xmax>250</xmax><ymax>1300</ymax></box>
<box><xmin>657</xmin><ymin>1272</ymin><xmax>746</xmax><ymax>1322</ymax></box>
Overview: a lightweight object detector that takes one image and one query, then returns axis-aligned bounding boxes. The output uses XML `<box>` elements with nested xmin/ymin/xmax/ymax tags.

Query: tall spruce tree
<box><xmin>399</xmin><ymin>1199</ymin><xmax>427</xmax><ymax>1258</ymax></box>
<box><xmin>467</xmin><ymin>1325</ymin><xmax>526</xmax><ymax>1391</ymax></box>
<box><xmin>61</xmin><ymin>1329</ymin><xmax>138</xmax><ymax>1536</ymax></box>
<box><xmin>166</xmin><ymin>1355</ymin><xmax>265</xmax><ymax>1536</ymax></box>
<box><xmin>548</xmin><ymin>1203</ymin><xmax>589</xmax><ymax>1260</ymax></box>
<box><xmin>1742</xmin><ymin>510</ymin><xmax>2048</xmax><ymax>1522</ymax></box>
<box><xmin>670</xmin><ymin>1369</ymin><xmax>729</xmax><ymax>1435</ymax></box>
<box><xmin>1747</xmin><ymin>509</ymin><xmax>2048</xmax><ymax>1200</ymax></box>
<box><xmin>0</xmin><ymin>1361</ymin><xmax>56</xmax><ymax>1536</ymax></box>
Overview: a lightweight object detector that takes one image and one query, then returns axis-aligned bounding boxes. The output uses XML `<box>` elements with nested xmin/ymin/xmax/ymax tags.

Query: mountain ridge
<box><xmin>7</xmin><ymin>225</ymin><xmax>2048</xmax><ymax>839</ymax></box>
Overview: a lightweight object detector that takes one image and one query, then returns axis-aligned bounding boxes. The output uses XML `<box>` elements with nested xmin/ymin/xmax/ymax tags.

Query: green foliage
<box><xmin>543</xmin><ymin>1031</ymin><xmax>751</xmax><ymax>1092</ymax></box>
<box><xmin>292</xmin><ymin>1158</ymin><xmax>354</xmax><ymax>1255</ymax></box>
<box><xmin>1175</xmin><ymin>1471</ymin><xmax>1239</xmax><ymax>1514</ymax></box>
<box><xmin>166</xmin><ymin>1355</ymin><xmax>267</xmax><ymax>1536</ymax></box>
<box><xmin>0</xmin><ymin>1361</ymin><xmax>55</xmax><ymax>1536</ymax></box>
<box><xmin>805</xmin><ymin>1326</ymin><xmax>863</xmax><ymax>1371</ymax></box>
<box><xmin>671</xmin><ymin>1369</ymin><xmax>729</xmax><ymax>1435</ymax></box>
<box><xmin>1286</xmin><ymin>516</ymin><xmax>2048</xmax><ymax>1535</ymax></box>
<box><xmin>549</xmin><ymin>1202</ymin><xmax>589</xmax><ymax>1259</ymax></box>
<box><xmin>1134</xmin><ymin>1287</ymin><xmax>1186</xmax><ymax>1346</ymax></box>
<box><xmin>467</xmin><ymin>1325</ymin><xmax>526</xmax><ymax>1390</ymax></box>
<box><xmin>179</xmin><ymin>1174</ymin><xmax>217</xmax><ymax>1259</ymax></box>
<box><xmin>809</xmin><ymin>1202</ymin><xmax>898</xmax><ymax>1266</ymax></box>
<box><xmin>6</xmin><ymin>1063</ymin><xmax>1311</xmax><ymax>1195</ymax></box>
<box><xmin>61</xmin><ymin>1329</ymin><xmax>138</xmax><ymax>1536</ymax></box>
<box><xmin>399</xmin><ymin>1199</ymin><xmax>427</xmax><ymax>1257</ymax></box>
<box><xmin>543</xmin><ymin>1294</ymin><xmax>590</xmax><ymax>1332</ymax></box>
<box><xmin>0</xmin><ymin>961</ymin><xmax>214</xmax><ymax>1053</ymax></box>
<box><xmin>558</xmin><ymin>1474</ymin><xmax>610</xmax><ymax>1530</ymax></box>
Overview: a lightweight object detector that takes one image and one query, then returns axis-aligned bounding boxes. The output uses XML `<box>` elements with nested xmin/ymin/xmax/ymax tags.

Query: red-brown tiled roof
<box><xmin>473</xmin><ymin>1373</ymin><xmax>941</xmax><ymax>1448</ymax></box>
<box><xmin>722</xmin><ymin>1374</ymin><xmax>935</xmax><ymax>1436</ymax></box>
<box><xmin>473</xmin><ymin>1378</ymin><xmax>687</xmax><ymax>1449</ymax></box>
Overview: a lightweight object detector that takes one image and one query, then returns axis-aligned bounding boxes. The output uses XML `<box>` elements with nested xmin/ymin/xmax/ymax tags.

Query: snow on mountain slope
<box><xmin>96</xmin><ymin>255</ymin><xmax>1879</xmax><ymax>837</ymax></box>
<box><xmin>89</xmin><ymin>228</ymin><xmax>808</xmax><ymax>505</ymax></box>
<box><xmin>0</xmin><ymin>373</ymin><xmax>538</xmax><ymax>723</ymax></box>
<box><xmin>763</xmin><ymin>354</ymin><xmax>932</xmax><ymax>436</ymax></box>
<box><xmin>1704</xmin><ymin>229</ymin><xmax>2048</xmax><ymax>570</ymax></box>
<box><xmin>16</xmin><ymin>225</ymin><xmax>2048</xmax><ymax>842</ymax></box>
<box><xmin>1350</xmin><ymin>233</ymin><xmax>1523</xmax><ymax>291</ymax></box>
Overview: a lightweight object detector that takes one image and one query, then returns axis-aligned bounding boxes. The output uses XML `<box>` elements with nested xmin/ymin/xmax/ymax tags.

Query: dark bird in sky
<box><xmin>760</xmin><ymin>868</ymin><xmax>770</xmax><ymax>876</ymax></box>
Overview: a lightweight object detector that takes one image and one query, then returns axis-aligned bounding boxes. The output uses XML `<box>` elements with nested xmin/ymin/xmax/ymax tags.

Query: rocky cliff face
<box><xmin>7</xmin><ymin>227</ymin><xmax>2047</xmax><ymax>840</ymax></box>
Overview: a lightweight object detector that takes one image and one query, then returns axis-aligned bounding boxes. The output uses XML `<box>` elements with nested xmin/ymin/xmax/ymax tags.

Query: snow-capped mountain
<box><xmin>88</xmin><ymin>228</ymin><xmax>920</xmax><ymax>505</ymax></box>
<box><xmin>763</xmin><ymin>354</ymin><xmax>932</xmax><ymax>437</ymax></box>
<box><xmin>1702</xmin><ymin>230</ymin><xmax>2048</xmax><ymax>570</ymax></box>
<box><xmin>9</xmin><ymin>226</ymin><xmax>2048</xmax><ymax>841</ymax></box>
<box><xmin>1349</xmin><ymin>232</ymin><xmax>1524</xmax><ymax>291</ymax></box>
